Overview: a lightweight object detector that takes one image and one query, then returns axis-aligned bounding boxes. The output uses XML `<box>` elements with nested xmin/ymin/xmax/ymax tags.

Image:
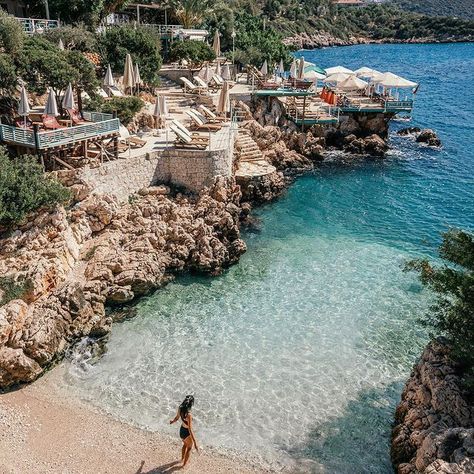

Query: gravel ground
<box><xmin>0</xmin><ymin>368</ymin><xmax>263</xmax><ymax>474</ymax></box>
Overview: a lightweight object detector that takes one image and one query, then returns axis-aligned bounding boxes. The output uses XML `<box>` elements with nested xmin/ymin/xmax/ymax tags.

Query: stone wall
<box><xmin>79</xmin><ymin>129</ymin><xmax>235</xmax><ymax>201</ymax></box>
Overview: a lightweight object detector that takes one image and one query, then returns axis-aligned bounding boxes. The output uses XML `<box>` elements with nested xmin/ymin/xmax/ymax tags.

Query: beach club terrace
<box><xmin>246</xmin><ymin>60</ymin><xmax>417</xmax><ymax>127</ymax></box>
<box><xmin>0</xmin><ymin>111</ymin><xmax>121</xmax><ymax>166</ymax></box>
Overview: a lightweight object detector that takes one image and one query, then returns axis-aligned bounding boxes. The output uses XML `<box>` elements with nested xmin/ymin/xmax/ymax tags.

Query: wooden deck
<box><xmin>0</xmin><ymin>112</ymin><xmax>120</xmax><ymax>151</ymax></box>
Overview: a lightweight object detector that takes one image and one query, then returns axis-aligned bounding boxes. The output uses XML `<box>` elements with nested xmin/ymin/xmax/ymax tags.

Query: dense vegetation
<box><xmin>86</xmin><ymin>96</ymin><xmax>145</xmax><ymax>125</ymax></box>
<box><xmin>98</xmin><ymin>26</ymin><xmax>162</xmax><ymax>85</ymax></box>
<box><xmin>169</xmin><ymin>40</ymin><xmax>216</xmax><ymax>67</ymax></box>
<box><xmin>393</xmin><ymin>0</ymin><xmax>474</xmax><ymax>20</ymax></box>
<box><xmin>406</xmin><ymin>230</ymin><xmax>474</xmax><ymax>392</ymax></box>
<box><xmin>0</xmin><ymin>148</ymin><xmax>71</xmax><ymax>227</ymax></box>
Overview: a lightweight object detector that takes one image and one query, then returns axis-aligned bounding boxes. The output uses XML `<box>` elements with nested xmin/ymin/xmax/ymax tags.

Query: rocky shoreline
<box><xmin>392</xmin><ymin>340</ymin><xmax>474</xmax><ymax>473</ymax></box>
<box><xmin>283</xmin><ymin>32</ymin><xmax>474</xmax><ymax>50</ymax></box>
<box><xmin>0</xmin><ymin>177</ymin><xmax>246</xmax><ymax>387</ymax></box>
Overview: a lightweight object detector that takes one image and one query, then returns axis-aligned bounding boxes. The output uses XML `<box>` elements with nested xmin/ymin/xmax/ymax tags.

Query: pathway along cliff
<box><xmin>0</xmin><ymin>85</ymin><xmax>471</xmax><ymax>473</ymax></box>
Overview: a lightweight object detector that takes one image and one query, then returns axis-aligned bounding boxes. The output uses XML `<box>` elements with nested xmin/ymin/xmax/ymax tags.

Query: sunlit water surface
<box><xmin>61</xmin><ymin>44</ymin><xmax>474</xmax><ymax>473</ymax></box>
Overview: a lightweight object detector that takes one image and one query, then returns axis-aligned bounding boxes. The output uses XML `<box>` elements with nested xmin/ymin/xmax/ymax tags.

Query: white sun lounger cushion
<box><xmin>180</xmin><ymin>77</ymin><xmax>196</xmax><ymax>90</ymax></box>
<box><xmin>194</xmin><ymin>77</ymin><xmax>208</xmax><ymax>88</ymax></box>
<box><xmin>198</xmin><ymin>105</ymin><xmax>218</xmax><ymax>119</ymax></box>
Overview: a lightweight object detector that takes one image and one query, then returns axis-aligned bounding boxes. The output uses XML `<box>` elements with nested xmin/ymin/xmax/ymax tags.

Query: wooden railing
<box><xmin>0</xmin><ymin>114</ymin><xmax>120</xmax><ymax>150</ymax></box>
<box><xmin>15</xmin><ymin>18</ymin><xmax>60</xmax><ymax>34</ymax></box>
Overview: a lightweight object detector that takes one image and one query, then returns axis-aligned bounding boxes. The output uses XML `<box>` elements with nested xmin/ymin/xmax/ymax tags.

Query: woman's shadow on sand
<box><xmin>135</xmin><ymin>459</ymin><xmax>182</xmax><ymax>473</ymax></box>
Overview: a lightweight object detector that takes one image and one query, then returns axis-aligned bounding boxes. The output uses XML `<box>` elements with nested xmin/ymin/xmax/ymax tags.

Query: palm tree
<box><xmin>170</xmin><ymin>0</ymin><xmax>216</xmax><ymax>28</ymax></box>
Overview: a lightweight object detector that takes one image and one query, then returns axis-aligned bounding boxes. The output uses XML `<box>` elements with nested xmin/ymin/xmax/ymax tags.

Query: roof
<box><xmin>333</xmin><ymin>0</ymin><xmax>365</xmax><ymax>5</ymax></box>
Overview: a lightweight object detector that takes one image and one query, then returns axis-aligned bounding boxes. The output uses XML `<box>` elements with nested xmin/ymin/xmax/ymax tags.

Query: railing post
<box><xmin>33</xmin><ymin>124</ymin><xmax>40</xmax><ymax>154</ymax></box>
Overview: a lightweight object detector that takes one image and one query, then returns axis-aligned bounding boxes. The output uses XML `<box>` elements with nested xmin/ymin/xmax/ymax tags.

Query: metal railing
<box><xmin>15</xmin><ymin>18</ymin><xmax>60</xmax><ymax>34</ymax></box>
<box><xmin>0</xmin><ymin>113</ymin><xmax>120</xmax><ymax>150</ymax></box>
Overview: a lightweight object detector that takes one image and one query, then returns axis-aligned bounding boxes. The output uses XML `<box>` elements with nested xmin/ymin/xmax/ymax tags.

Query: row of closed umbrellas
<box><xmin>198</xmin><ymin>62</ymin><xmax>232</xmax><ymax>83</ymax></box>
<box><xmin>18</xmin><ymin>83</ymin><xmax>76</xmax><ymax>122</ymax></box>
<box><xmin>105</xmin><ymin>54</ymin><xmax>142</xmax><ymax>92</ymax></box>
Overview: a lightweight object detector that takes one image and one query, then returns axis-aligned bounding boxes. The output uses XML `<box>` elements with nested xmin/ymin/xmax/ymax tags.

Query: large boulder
<box><xmin>417</xmin><ymin>129</ymin><xmax>442</xmax><ymax>147</ymax></box>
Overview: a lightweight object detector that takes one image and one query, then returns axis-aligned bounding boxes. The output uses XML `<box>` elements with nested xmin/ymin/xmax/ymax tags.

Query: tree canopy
<box><xmin>169</xmin><ymin>40</ymin><xmax>216</xmax><ymax>67</ymax></box>
<box><xmin>99</xmin><ymin>26</ymin><xmax>162</xmax><ymax>86</ymax></box>
<box><xmin>406</xmin><ymin>229</ymin><xmax>474</xmax><ymax>390</ymax></box>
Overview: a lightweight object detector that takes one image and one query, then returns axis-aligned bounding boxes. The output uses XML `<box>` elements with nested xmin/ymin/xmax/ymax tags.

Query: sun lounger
<box><xmin>96</xmin><ymin>88</ymin><xmax>109</xmax><ymax>98</ymax></box>
<box><xmin>42</xmin><ymin>115</ymin><xmax>63</xmax><ymax>130</ymax></box>
<box><xmin>170</xmin><ymin>122</ymin><xmax>209</xmax><ymax>150</ymax></box>
<box><xmin>197</xmin><ymin>105</ymin><xmax>226</xmax><ymax>123</ymax></box>
<box><xmin>66</xmin><ymin>108</ymin><xmax>87</xmax><ymax>125</ymax></box>
<box><xmin>119</xmin><ymin>125</ymin><xmax>146</xmax><ymax>149</ymax></box>
<box><xmin>186</xmin><ymin>110</ymin><xmax>222</xmax><ymax>132</ymax></box>
<box><xmin>171</xmin><ymin>120</ymin><xmax>209</xmax><ymax>141</ymax></box>
<box><xmin>108</xmin><ymin>86</ymin><xmax>124</xmax><ymax>97</ymax></box>
<box><xmin>209</xmin><ymin>75</ymin><xmax>224</xmax><ymax>88</ymax></box>
<box><xmin>180</xmin><ymin>77</ymin><xmax>207</xmax><ymax>95</ymax></box>
<box><xmin>14</xmin><ymin>117</ymin><xmax>33</xmax><ymax>129</ymax></box>
<box><xmin>194</xmin><ymin>76</ymin><xmax>209</xmax><ymax>88</ymax></box>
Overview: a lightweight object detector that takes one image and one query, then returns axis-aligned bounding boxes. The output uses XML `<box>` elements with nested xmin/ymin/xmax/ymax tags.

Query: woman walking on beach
<box><xmin>170</xmin><ymin>395</ymin><xmax>199</xmax><ymax>468</ymax></box>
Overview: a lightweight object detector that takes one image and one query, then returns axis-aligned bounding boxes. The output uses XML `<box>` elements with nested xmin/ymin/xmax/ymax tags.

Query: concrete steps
<box><xmin>235</xmin><ymin>129</ymin><xmax>265</xmax><ymax>163</ymax></box>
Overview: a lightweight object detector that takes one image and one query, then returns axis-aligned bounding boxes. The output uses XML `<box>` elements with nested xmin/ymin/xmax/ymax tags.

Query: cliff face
<box><xmin>0</xmin><ymin>177</ymin><xmax>246</xmax><ymax>388</ymax></box>
<box><xmin>392</xmin><ymin>340</ymin><xmax>474</xmax><ymax>473</ymax></box>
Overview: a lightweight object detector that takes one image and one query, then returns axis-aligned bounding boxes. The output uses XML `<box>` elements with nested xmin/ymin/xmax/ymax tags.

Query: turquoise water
<box><xmin>63</xmin><ymin>44</ymin><xmax>474</xmax><ymax>473</ymax></box>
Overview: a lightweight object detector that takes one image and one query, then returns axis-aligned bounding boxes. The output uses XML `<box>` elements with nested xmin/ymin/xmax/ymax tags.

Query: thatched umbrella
<box><xmin>122</xmin><ymin>53</ymin><xmax>135</xmax><ymax>93</ymax></box>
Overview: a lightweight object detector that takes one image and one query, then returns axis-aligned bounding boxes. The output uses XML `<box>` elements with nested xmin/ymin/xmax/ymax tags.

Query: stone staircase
<box><xmin>236</xmin><ymin>128</ymin><xmax>264</xmax><ymax>163</ymax></box>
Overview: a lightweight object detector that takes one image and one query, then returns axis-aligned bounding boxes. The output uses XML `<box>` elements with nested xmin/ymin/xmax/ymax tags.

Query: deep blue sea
<box><xmin>62</xmin><ymin>44</ymin><xmax>474</xmax><ymax>473</ymax></box>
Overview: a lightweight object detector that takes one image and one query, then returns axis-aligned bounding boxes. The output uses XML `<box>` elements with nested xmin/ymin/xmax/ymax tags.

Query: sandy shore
<box><xmin>0</xmin><ymin>368</ymin><xmax>264</xmax><ymax>474</ymax></box>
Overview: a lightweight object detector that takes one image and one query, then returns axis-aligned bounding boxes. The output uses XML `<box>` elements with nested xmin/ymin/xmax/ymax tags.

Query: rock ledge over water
<box><xmin>391</xmin><ymin>339</ymin><xmax>474</xmax><ymax>473</ymax></box>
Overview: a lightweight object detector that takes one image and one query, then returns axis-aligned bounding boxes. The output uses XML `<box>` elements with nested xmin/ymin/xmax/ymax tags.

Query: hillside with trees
<box><xmin>393</xmin><ymin>0</ymin><xmax>474</xmax><ymax>20</ymax></box>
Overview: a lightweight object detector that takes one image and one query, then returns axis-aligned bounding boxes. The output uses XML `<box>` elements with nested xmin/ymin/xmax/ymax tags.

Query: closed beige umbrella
<box><xmin>62</xmin><ymin>82</ymin><xmax>75</xmax><ymax>110</ymax></box>
<box><xmin>215</xmin><ymin>61</ymin><xmax>221</xmax><ymax>76</ymax></box>
<box><xmin>18</xmin><ymin>85</ymin><xmax>31</xmax><ymax>127</ymax></box>
<box><xmin>260</xmin><ymin>60</ymin><xmax>268</xmax><ymax>76</ymax></box>
<box><xmin>212</xmin><ymin>30</ymin><xmax>221</xmax><ymax>57</ymax></box>
<box><xmin>58</xmin><ymin>38</ymin><xmax>64</xmax><ymax>50</ymax></box>
<box><xmin>44</xmin><ymin>88</ymin><xmax>59</xmax><ymax>116</ymax></box>
<box><xmin>104</xmin><ymin>64</ymin><xmax>115</xmax><ymax>88</ymax></box>
<box><xmin>123</xmin><ymin>53</ymin><xmax>134</xmax><ymax>92</ymax></box>
<box><xmin>221</xmin><ymin>64</ymin><xmax>231</xmax><ymax>81</ymax></box>
<box><xmin>217</xmin><ymin>81</ymin><xmax>230</xmax><ymax>115</ymax></box>
<box><xmin>297</xmin><ymin>57</ymin><xmax>305</xmax><ymax>80</ymax></box>
<box><xmin>153</xmin><ymin>94</ymin><xmax>163</xmax><ymax>129</ymax></box>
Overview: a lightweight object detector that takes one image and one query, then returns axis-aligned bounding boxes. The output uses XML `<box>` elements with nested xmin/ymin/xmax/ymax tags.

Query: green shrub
<box><xmin>169</xmin><ymin>40</ymin><xmax>216</xmax><ymax>67</ymax></box>
<box><xmin>0</xmin><ymin>276</ymin><xmax>32</xmax><ymax>305</ymax></box>
<box><xmin>99</xmin><ymin>26</ymin><xmax>162</xmax><ymax>86</ymax></box>
<box><xmin>43</xmin><ymin>25</ymin><xmax>98</xmax><ymax>52</ymax></box>
<box><xmin>0</xmin><ymin>10</ymin><xmax>25</xmax><ymax>57</ymax></box>
<box><xmin>406</xmin><ymin>229</ymin><xmax>474</xmax><ymax>390</ymax></box>
<box><xmin>87</xmin><ymin>96</ymin><xmax>144</xmax><ymax>125</ymax></box>
<box><xmin>0</xmin><ymin>149</ymin><xmax>71</xmax><ymax>227</ymax></box>
<box><xmin>0</xmin><ymin>54</ymin><xmax>17</xmax><ymax>94</ymax></box>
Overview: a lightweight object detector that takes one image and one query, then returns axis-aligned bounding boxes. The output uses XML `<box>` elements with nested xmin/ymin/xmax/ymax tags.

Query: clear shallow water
<box><xmin>62</xmin><ymin>44</ymin><xmax>474</xmax><ymax>473</ymax></box>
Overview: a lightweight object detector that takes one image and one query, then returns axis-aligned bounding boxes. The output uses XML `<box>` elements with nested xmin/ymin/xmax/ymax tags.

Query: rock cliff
<box><xmin>392</xmin><ymin>340</ymin><xmax>474</xmax><ymax>473</ymax></box>
<box><xmin>0</xmin><ymin>177</ymin><xmax>245</xmax><ymax>388</ymax></box>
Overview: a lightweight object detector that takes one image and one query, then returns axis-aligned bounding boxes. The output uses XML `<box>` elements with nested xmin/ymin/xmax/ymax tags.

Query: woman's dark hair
<box><xmin>179</xmin><ymin>395</ymin><xmax>194</xmax><ymax>420</ymax></box>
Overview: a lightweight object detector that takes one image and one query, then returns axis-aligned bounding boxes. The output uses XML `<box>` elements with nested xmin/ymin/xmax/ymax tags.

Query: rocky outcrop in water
<box><xmin>398</xmin><ymin>127</ymin><xmax>442</xmax><ymax>148</ymax></box>
<box><xmin>343</xmin><ymin>133</ymin><xmax>388</xmax><ymax>157</ymax></box>
<box><xmin>0</xmin><ymin>177</ymin><xmax>246</xmax><ymax>388</ymax></box>
<box><xmin>391</xmin><ymin>340</ymin><xmax>474</xmax><ymax>473</ymax></box>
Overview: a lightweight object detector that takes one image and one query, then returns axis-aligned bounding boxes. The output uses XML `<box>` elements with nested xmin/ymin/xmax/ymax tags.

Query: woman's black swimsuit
<box><xmin>179</xmin><ymin>413</ymin><xmax>190</xmax><ymax>440</ymax></box>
